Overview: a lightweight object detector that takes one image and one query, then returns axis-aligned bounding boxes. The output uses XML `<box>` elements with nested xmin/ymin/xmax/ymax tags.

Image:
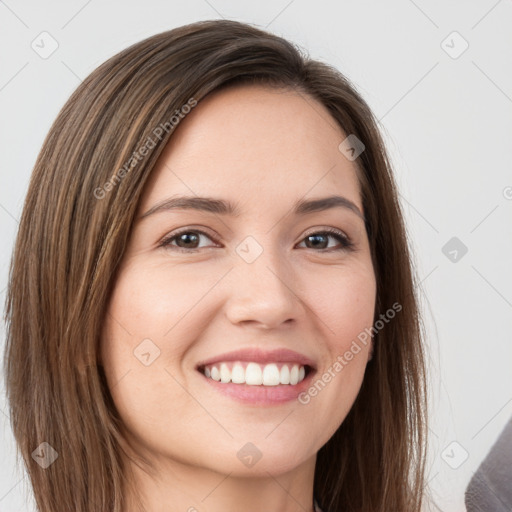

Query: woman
<box><xmin>3</xmin><ymin>19</ymin><xmax>429</xmax><ymax>512</ymax></box>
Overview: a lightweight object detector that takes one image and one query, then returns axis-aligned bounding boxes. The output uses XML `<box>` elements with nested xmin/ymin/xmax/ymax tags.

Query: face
<box><xmin>100</xmin><ymin>84</ymin><xmax>376</xmax><ymax>479</ymax></box>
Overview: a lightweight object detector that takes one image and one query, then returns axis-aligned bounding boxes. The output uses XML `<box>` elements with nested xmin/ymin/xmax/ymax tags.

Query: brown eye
<box><xmin>160</xmin><ymin>230</ymin><xmax>217</xmax><ymax>251</ymax></box>
<box><xmin>299</xmin><ymin>229</ymin><xmax>354</xmax><ymax>251</ymax></box>
<box><xmin>159</xmin><ymin>228</ymin><xmax>354</xmax><ymax>253</ymax></box>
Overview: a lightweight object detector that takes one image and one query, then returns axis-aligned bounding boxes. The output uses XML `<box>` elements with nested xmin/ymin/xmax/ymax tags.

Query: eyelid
<box><xmin>158</xmin><ymin>226</ymin><xmax>355</xmax><ymax>252</ymax></box>
<box><xmin>303</xmin><ymin>226</ymin><xmax>349</xmax><ymax>240</ymax></box>
<box><xmin>158</xmin><ymin>227</ymin><xmax>218</xmax><ymax>250</ymax></box>
<box><xmin>299</xmin><ymin>227</ymin><xmax>354</xmax><ymax>251</ymax></box>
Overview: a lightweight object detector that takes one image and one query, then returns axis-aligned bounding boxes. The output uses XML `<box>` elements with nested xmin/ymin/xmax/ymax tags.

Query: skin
<box><xmin>100</xmin><ymin>84</ymin><xmax>377</xmax><ymax>512</ymax></box>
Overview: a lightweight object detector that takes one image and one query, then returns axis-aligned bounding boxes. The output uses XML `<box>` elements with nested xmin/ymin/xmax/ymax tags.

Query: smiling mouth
<box><xmin>197</xmin><ymin>361</ymin><xmax>314</xmax><ymax>386</ymax></box>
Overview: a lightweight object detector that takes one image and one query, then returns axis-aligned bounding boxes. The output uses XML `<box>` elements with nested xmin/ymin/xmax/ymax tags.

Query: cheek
<box><xmin>295</xmin><ymin>264</ymin><xmax>376</xmax><ymax>436</ymax></box>
<box><xmin>305</xmin><ymin>261</ymin><xmax>377</xmax><ymax>347</ymax></box>
<box><xmin>99</xmin><ymin>259</ymin><xmax>226</xmax><ymax>417</ymax></box>
<box><xmin>102</xmin><ymin>260</ymin><xmax>216</xmax><ymax>351</ymax></box>
<box><xmin>99</xmin><ymin>263</ymin><xmax>207</xmax><ymax>438</ymax></box>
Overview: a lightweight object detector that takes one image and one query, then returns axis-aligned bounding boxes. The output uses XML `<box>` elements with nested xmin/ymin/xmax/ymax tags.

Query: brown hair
<box><xmin>3</xmin><ymin>19</ymin><xmax>429</xmax><ymax>512</ymax></box>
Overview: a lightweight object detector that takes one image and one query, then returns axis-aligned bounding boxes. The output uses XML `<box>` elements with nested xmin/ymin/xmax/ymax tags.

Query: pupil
<box><xmin>308</xmin><ymin>234</ymin><xmax>326</xmax><ymax>248</ymax></box>
<box><xmin>180</xmin><ymin>233</ymin><xmax>198</xmax><ymax>247</ymax></box>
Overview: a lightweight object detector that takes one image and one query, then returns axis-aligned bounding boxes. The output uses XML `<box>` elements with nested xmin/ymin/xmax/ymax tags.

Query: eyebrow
<box><xmin>138</xmin><ymin>194</ymin><xmax>365</xmax><ymax>221</ymax></box>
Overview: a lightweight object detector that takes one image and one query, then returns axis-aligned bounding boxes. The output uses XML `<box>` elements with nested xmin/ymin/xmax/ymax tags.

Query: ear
<box><xmin>367</xmin><ymin>340</ymin><xmax>374</xmax><ymax>362</ymax></box>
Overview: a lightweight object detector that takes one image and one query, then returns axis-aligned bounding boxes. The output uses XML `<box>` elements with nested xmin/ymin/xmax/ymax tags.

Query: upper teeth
<box><xmin>202</xmin><ymin>362</ymin><xmax>306</xmax><ymax>386</ymax></box>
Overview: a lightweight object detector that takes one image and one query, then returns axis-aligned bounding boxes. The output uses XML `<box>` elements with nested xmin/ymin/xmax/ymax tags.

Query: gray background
<box><xmin>1</xmin><ymin>1</ymin><xmax>511</xmax><ymax>510</ymax></box>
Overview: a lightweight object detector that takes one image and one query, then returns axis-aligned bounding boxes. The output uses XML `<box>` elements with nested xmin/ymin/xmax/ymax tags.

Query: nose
<box><xmin>224</xmin><ymin>245</ymin><xmax>304</xmax><ymax>330</ymax></box>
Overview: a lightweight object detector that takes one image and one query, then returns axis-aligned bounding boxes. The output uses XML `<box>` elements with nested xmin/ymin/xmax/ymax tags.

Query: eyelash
<box><xmin>159</xmin><ymin>227</ymin><xmax>355</xmax><ymax>253</ymax></box>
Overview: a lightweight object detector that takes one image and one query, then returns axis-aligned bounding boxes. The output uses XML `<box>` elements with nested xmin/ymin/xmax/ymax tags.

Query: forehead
<box><xmin>139</xmin><ymin>84</ymin><xmax>363</xmax><ymax>215</ymax></box>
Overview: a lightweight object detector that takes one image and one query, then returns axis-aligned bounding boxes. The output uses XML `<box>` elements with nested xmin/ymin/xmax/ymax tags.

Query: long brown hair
<box><xmin>3</xmin><ymin>19</ymin><xmax>428</xmax><ymax>512</ymax></box>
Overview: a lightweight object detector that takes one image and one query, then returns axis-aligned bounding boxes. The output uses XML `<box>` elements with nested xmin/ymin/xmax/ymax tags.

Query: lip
<box><xmin>195</xmin><ymin>347</ymin><xmax>317</xmax><ymax>406</ymax></box>
<box><xmin>195</xmin><ymin>347</ymin><xmax>317</xmax><ymax>371</ymax></box>
<box><xmin>199</xmin><ymin>366</ymin><xmax>317</xmax><ymax>406</ymax></box>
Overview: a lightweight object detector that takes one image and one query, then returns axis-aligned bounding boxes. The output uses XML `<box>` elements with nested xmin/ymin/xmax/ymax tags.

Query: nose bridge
<box><xmin>225</xmin><ymin>234</ymin><xmax>301</xmax><ymax>327</ymax></box>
